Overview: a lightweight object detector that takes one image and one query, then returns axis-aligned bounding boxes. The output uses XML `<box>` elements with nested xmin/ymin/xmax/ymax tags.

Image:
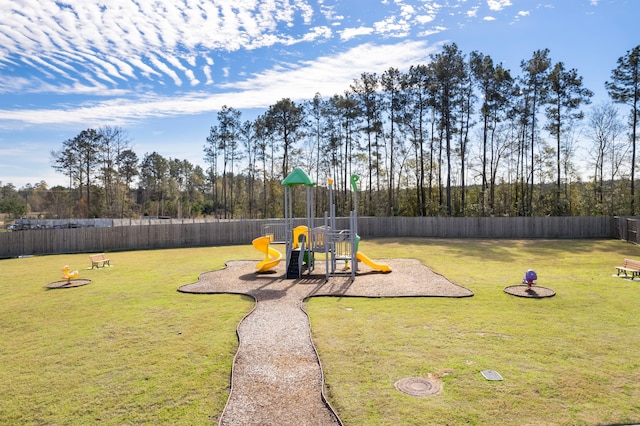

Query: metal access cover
<box><xmin>394</xmin><ymin>377</ymin><xmax>441</xmax><ymax>396</ymax></box>
<box><xmin>481</xmin><ymin>370</ymin><xmax>503</xmax><ymax>381</ymax></box>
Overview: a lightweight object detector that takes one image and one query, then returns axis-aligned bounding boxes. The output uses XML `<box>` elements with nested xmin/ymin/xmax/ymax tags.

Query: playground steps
<box><xmin>287</xmin><ymin>249</ymin><xmax>301</xmax><ymax>279</ymax></box>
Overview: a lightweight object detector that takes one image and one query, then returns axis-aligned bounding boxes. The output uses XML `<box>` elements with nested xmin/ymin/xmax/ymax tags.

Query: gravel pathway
<box><xmin>178</xmin><ymin>258</ymin><xmax>473</xmax><ymax>425</ymax></box>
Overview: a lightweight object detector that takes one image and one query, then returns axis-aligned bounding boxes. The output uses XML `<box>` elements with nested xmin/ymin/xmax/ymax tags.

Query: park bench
<box><xmin>615</xmin><ymin>258</ymin><xmax>640</xmax><ymax>279</ymax></box>
<box><xmin>90</xmin><ymin>253</ymin><xmax>111</xmax><ymax>269</ymax></box>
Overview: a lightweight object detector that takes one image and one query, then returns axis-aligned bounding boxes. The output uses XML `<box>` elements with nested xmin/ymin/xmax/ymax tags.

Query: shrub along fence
<box><xmin>0</xmin><ymin>216</ymin><xmax>620</xmax><ymax>259</ymax></box>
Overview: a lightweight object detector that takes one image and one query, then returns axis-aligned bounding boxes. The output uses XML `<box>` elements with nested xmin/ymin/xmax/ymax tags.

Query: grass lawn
<box><xmin>1</xmin><ymin>238</ymin><xmax>640</xmax><ymax>425</ymax></box>
<box><xmin>308</xmin><ymin>238</ymin><xmax>640</xmax><ymax>425</ymax></box>
<box><xmin>0</xmin><ymin>246</ymin><xmax>255</xmax><ymax>424</ymax></box>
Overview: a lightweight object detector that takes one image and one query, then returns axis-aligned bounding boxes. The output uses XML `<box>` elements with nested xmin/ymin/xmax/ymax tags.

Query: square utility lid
<box><xmin>481</xmin><ymin>370</ymin><xmax>503</xmax><ymax>381</ymax></box>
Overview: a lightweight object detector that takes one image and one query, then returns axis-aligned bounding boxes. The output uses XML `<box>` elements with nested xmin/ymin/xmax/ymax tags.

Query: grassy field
<box><xmin>0</xmin><ymin>246</ymin><xmax>255</xmax><ymax>424</ymax></box>
<box><xmin>1</xmin><ymin>238</ymin><xmax>640</xmax><ymax>425</ymax></box>
<box><xmin>309</xmin><ymin>238</ymin><xmax>640</xmax><ymax>425</ymax></box>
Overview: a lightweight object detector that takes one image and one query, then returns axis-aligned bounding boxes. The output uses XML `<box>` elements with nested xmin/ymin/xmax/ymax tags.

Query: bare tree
<box><xmin>587</xmin><ymin>102</ymin><xmax>625</xmax><ymax>214</ymax></box>
<box><xmin>99</xmin><ymin>126</ymin><xmax>131</xmax><ymax>217</ymax></box>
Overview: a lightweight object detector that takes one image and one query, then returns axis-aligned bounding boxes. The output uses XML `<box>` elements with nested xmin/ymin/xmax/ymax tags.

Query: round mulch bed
<box><xmin>394</xmin><ymin>377</ymin><xmax>441</xmax><ymax>397</ymax></box>
<box><xmin>504</xmin><ymin>284</ymin><xmax>555</xmax><ymax>298</ymax></box>
<box><xmin>45</xmin><ymin>279</ymin><xmax>92</xmax><ymax>289</ymax></box>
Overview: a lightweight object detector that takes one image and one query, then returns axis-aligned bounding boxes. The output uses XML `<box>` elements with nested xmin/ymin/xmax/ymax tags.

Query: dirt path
<box><xmin>178</xmin><ymin>259</ymin><xmax>472</xmax><ymax>425</ymax></box>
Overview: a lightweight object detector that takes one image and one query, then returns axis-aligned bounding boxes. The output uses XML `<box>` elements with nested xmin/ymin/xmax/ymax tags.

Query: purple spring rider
<box><xmin>522</xmin><ymin>269</ymin><xmax>537</xmax><ymax>288</ymax></box>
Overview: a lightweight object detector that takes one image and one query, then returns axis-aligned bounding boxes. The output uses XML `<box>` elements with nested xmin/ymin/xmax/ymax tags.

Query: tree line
<box><xmin>1</xmin><ymin>43</ymin><xmax>638</xmax><ymax>220</ymax></box>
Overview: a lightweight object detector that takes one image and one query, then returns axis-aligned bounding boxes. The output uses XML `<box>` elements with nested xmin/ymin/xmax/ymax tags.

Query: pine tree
<box><xmin>606</xmin><ymin>45</ymin><xmax>640</xmax><ymax>214</ymax></box>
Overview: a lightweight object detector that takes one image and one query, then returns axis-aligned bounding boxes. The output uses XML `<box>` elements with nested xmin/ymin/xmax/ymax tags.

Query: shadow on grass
<box><xmin>367</xmin><ymin>237</ymin><xmax>626</xmax><ymax>264</ymax></box>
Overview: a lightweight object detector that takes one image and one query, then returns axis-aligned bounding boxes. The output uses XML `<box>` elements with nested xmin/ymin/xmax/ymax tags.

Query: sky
<box><xmin>0</xmin><ymin>0</ymin><xmax>638</xmax><ymax>188</ymax></box>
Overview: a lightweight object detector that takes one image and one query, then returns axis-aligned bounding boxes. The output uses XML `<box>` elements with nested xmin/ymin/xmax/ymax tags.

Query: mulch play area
<box><xmin>503</xmin><ymin>284</ymin><xmax>556</xmax><ymax>298</ymax></box>
<box><xmin>45</xmin><ymin>279</ymin><xmax>92</xmax><ymax>289</ymax></box>
<box><xmin>178</xmin><ymin>259</ymin><xmax>473</xmax><ymax>425</ymax></box>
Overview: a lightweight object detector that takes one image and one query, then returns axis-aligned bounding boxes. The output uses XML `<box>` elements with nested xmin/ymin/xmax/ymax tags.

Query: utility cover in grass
<box><xmin>394</xmin><ymin>377</ymin><xmax>441</xmax><ymax>396</ymax></box>
<box><xmin>481</xmin><ymin>370</ymin><xmax>503</xmax><ymax>381</ymax></box>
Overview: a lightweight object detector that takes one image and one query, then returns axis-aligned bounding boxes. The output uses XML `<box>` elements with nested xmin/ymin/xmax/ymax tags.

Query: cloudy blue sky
<box><xmin>0</xmin><ymin>0</ymin><xmax>637</xmax><ymax>188</ymax></box>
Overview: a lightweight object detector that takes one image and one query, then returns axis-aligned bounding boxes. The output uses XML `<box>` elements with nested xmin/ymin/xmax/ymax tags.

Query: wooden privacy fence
<box><xmin>357</xmin><ymin>216</ymin><xmax>615</xmax><ymax>239</ymax></box>
<box><xmin>0</xmin><ymin>216</ymin><xmax>618</xmax><ymax>259</ymax></box>
<box><xmin>615</xmin><ymin>216</ymin><xmax>640</xmax><ymax>244</ymax></box>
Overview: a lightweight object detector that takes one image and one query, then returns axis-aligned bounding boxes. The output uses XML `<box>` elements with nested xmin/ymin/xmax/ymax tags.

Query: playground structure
<box><xmin>522</xmin><ymin>269</ymin><xmax>537</xmax><ymax>288</ymax></box>
<box><xmin>252</xmin><ymin>235</ymin><xmax>283</xmax><ymax>273</ymax></box>
<box><xmin>252</xmin><ymin>168</ymin><xmax>390</xmax><ymax>280</ymax></box>
<box><xmin>61</xmin><ymin>265</ymin><xmax>79</xmax><ymax>283</ymax></box>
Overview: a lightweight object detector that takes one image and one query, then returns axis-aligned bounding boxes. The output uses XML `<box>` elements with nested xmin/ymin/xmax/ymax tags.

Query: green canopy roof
<box><xmin>281</xmin><ymin>167</ymin><xmax>315</xmax><ymax>187</ymax></box>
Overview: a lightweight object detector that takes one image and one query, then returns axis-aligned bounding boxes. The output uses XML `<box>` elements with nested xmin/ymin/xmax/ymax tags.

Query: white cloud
<box><xmin>340</xmin><ymin>26</ymin><xmax>375</xmax><ymax>41</ymax></box>
<box><xmin>319</xmin><ymin>3</ymin><xmax>343</xmax><ymax>22</ymax></box>
<box><xmin>221</xmin><ymin>41</ymin><xmax>437</xmax><ymax>104</ymax></box>
<box><xmin>0</xmin><ymin>0</ymin><xmax>322</xmax><ymax>88</ymax></box>
<box><xmin>415</xmin><ymin>13</ymin><xmax>436</xmax><ymax>24</ymax></box>
<box><xmin>417</xmin><ymin>26</ymin><xmax>447</xmax><ymax>37</ymax></box>
<box><xmin>128</xmin><ymin>57</ymin><xmax>162</xmax><ymax>80</ymax></box>
<box><xmin>0</xmin><ymin>41</ymin><xmax>438</xmax><ymax>127</ymax></box>
<box><xmin>301</xmin><ymin>26</ymin><xmax>333</xmax><ymax>42</ymax></box>
<box><xmin>487</xmin><ymin>0</ymin><xmax>512</xmax><ymax>12</ymax></box>
<box><xmin>374</xmin><ymin>16</ymin><xmax>411</xmax><ymax>37</ymax></box>
<box><xmin>203</xmin><ymin>66</ymin><xmax>214</xmax><ymax>85</ymax></box>
<box><xmin>148</xmin><ymin>54</ymin><xmax>183</xmax><ymax>86</ymax></box>
<box><xmin>483</xmin><ymin>16</ymin><xmax>497</xmax><ymax>21</ymax></box>
<box><xmin>399</xmin><ymin>4</ymin><xmax>416</xmax><ymax>20</ymax></box>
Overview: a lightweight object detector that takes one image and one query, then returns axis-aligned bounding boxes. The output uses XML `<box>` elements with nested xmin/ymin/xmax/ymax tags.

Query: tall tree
<box><xmin>207</xmin><ymin>106</ymin><xmax>242</xmax><ymax>218</ymax></box>
<box><xmin>76</xmin><ymin>129</ymin><xmax>103</xmax><ymax>216</ymax></box>
<box><xmin>52</xmin><ymin>129</ymin><xmax>102</xmax><ymax>217</ymax></box>
<box><xmin>116</xmin><ymin>149</ymin><xmax>138</xmax><ymax>217</ymax></box>
<box><xmin>470</xmin><ymin>52</ymin><xmax>514</xmax><ymax>215</ymax></box>
<box><xmin>99</xmin><ymin>126</ymin><xmax>131</xmax><ymax>217</ymax></box>
<box><xmin>51</xmin><ymin>141</ymin><xmax>79</xmax><ymax>217</ymax></box>
<box><xmin>337</xmin><ymin>90</ymin><xmax>361</xmax><ymax>204</ymax></box>
<box><xmin>265</xmin><ymin>98</ymin><xmax>305</xmax><ymax>180</ymax></box>
<box><xmin>457</xmin><ymin>56</ymin><xmax>474</xmax><ymax>215</ymax></box>
<box><xmin>545</xmin><ymin>62</ymin><xmax>593</xmax><ymax>214</ymax></box>
<box><xmin>587</xmin><ymin>103</ymin><xmax>625</xmax><ymax>214</ymax></box>
<box><xmin>431</xmin><ymin>43</ymin><xmax>466</xmax><ymax>216</ymax></box>
<box><xmin>241</xmin><ymin>119</ymin><xmax>258</xmax><ymax>218</ymax></box>
<box><xmin>403</xmin><ymin>64</ymin><xmax>434</xmax><ymax>216</ymax></box>
<box><xmin>606</xmin><ymin>45</ymin><xmax>640</xmax><ymax>214</ymax></box>
<box><xmin>204</xmin><ymin>122</ymin><xmax>221</xmax><ymax>216</ymax></box>
<box><xmin>252</xmin><ymin>115</ymin><xmax>272</xmax><ymax>218</ymax></box>
<box><xmin>225</xmin><ymin>107</ymin><xmax>243</xmax><ymax>218</ymax></box>
<box><xmin>519</xmin><ymin>49</ymin><xmax>551</xmax><ymax>215</ymax></box>
<box><xmin>169</xmin><ymin>158</ymin><xmax>188</xmax><ymax>217</ymax></box>
<box><xmin>139</xmin><ymin>152</ymin><xmax>169</xmax><ymax>216</ymax></box>
<box><xmin>323</xmin><ymin>94</ymin><xmax>346</xmax><ymax>211</ymax></box>
<box><xmin>351</xmin><ymin>73</ymin><xmax>383</xmax><ymax>215</ymax></box>
<box><xmin>381</xmin><ymin>67</ymin><xmax>404</xmax><ymax>215</ymax></box>
<box><xmin>187</xmin><ymin>165</ymin><xmax>207</xmax><ymax>217</ymax></box>
<box><xmin>307</xmin><ymin>93</ymin><xmax>325</xmax><ymax>215</ymax></box>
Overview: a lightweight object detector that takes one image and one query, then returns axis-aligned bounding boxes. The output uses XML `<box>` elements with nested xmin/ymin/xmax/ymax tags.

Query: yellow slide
<box><xmin>356</xmin><ymin>251</ymin><xmax>391</xmax><ymax>273</ymax></box>
<box><xmin>252</xmin><ymin>236</ymin><xmax>282</xmax><ymax>273</ymax></box>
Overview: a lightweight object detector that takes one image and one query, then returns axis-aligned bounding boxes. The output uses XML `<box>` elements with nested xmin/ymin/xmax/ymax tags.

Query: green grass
<box><xmin>0</xmin><ymin>247</ymin><xmax>254</xmax><ymax>424</ymax></box>
<box><xmin>2</xmin><ymin>239</ymin><xmax>640</xmax><ymax>425</ymax></box>
<box><xmin>308</xmin><ymin>238</ymin><xmax>640</xmax><ymax>425</ymax></box>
